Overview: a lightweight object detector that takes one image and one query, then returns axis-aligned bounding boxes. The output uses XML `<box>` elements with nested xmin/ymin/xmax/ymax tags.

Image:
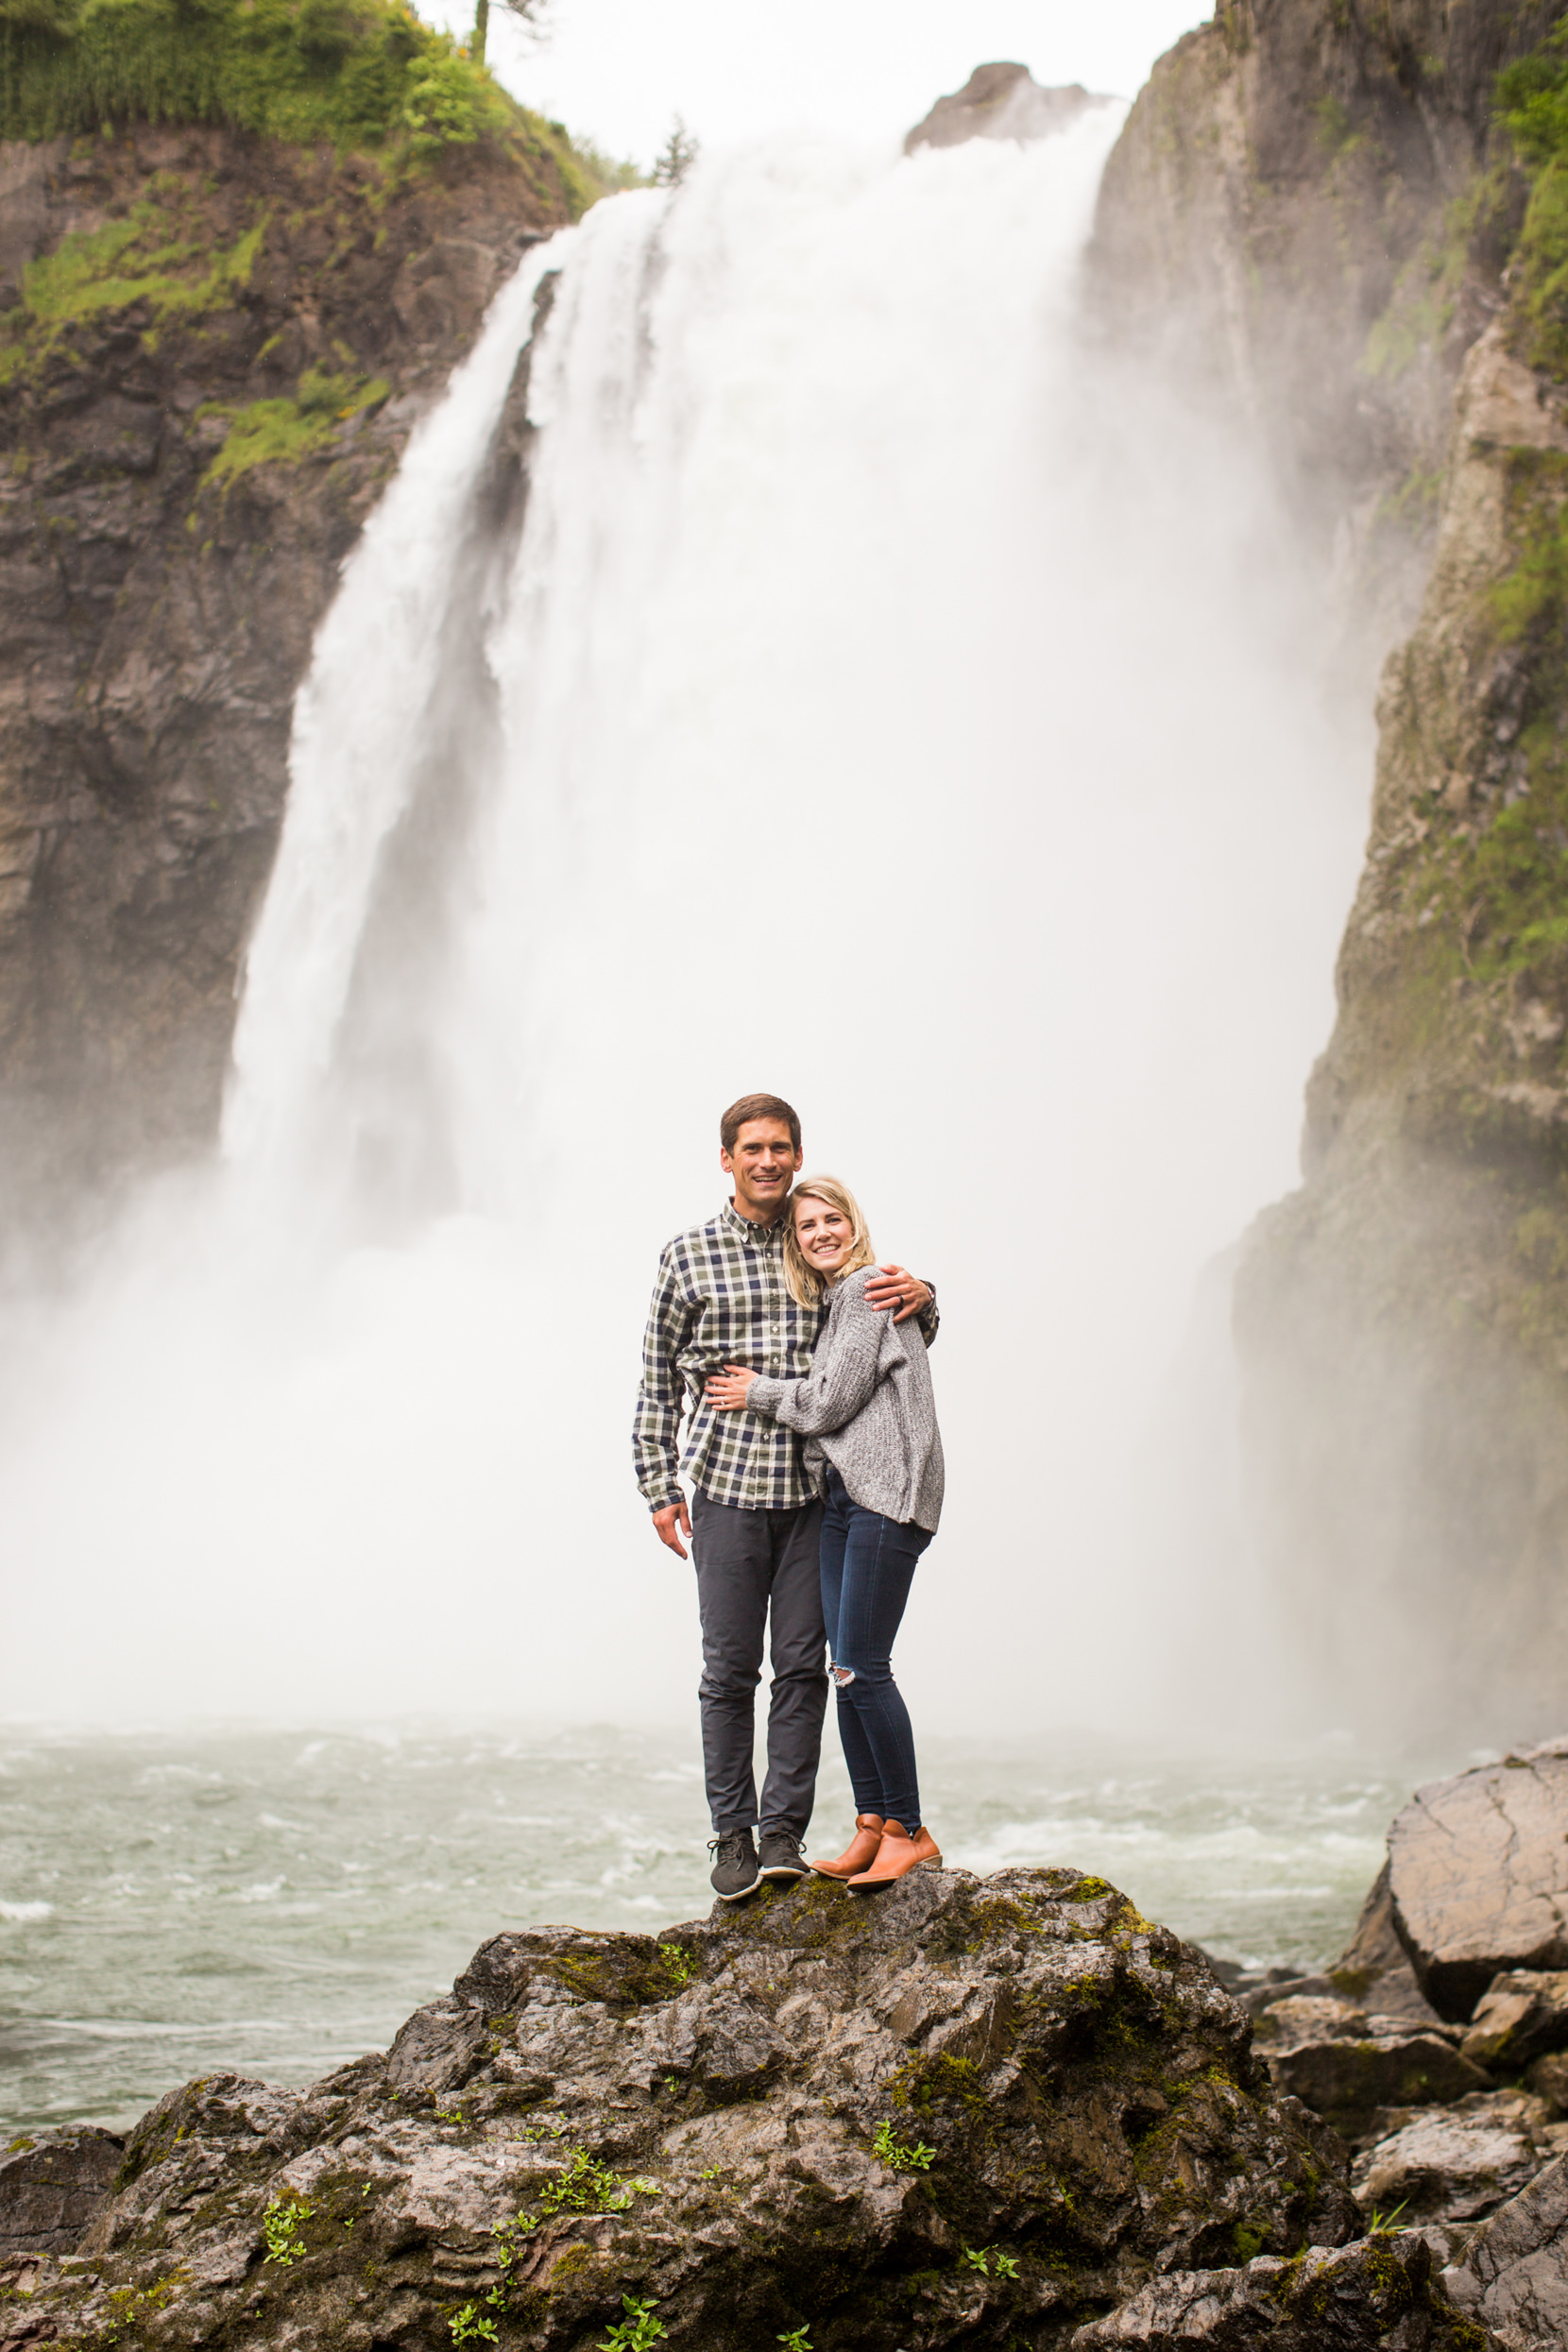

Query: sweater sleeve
<box><xmin>747</xmin><ymin>1280</ymin><xmax>888</xmax><ymax>1436</ymax></box>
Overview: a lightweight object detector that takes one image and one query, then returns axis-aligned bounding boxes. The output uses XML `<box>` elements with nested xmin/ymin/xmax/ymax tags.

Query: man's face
<box><xmin>721</xmin><ymin>1118</ymin><xmax>803</xmax><ymax>1221</ymax></box>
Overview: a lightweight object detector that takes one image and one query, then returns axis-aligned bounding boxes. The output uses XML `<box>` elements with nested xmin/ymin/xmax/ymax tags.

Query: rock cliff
<box><xmin>1092</xmin><ymin>0</ymin><xmax>1568</xmax><ymax>1733</ymax></box>
<box><xmin>0</xmin><ymin>32</ymin><xmax>594</xmax><ymax>1231</ymax></box>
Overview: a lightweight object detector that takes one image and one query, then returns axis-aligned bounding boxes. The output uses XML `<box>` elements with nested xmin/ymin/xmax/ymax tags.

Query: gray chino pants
<box><xmin>690</xmin><ymin>1489</ymin><xmax>827</xmax><ymax>1840</ymax></box>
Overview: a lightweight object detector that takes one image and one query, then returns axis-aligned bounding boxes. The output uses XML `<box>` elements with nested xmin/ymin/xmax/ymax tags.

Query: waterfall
<box><xmin>0</xmin><ymin>114</ymin><xmax>1369</xmax><ymax>1731</ymax></box>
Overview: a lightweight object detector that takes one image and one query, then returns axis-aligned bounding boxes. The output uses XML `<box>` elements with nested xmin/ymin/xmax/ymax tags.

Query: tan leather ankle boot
<box><xmin>810</xmin><ymin>1815</ymin><xmax>884</xmax><ymax>1881</ymax></box>
<box><xmin>847</xmin><ymin>1819</ymin><xmax>941</xmax><ymax>1888</ymax></box>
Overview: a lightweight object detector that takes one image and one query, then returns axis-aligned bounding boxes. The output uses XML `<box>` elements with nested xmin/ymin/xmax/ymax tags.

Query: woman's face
<box><xmin>794</xmin><ymin>1195</ymin><xmax>855</xmax><ymax>1280</ymax></box>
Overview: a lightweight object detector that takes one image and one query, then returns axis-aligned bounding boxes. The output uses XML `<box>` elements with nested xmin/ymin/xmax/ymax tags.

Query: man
<box><xmin>633</xmin><ymin>1092</ymin><xmax>936</xmax><ymax>1900</ymax></box>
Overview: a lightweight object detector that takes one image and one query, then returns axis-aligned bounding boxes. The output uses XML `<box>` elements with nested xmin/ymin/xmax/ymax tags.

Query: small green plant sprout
<box><xmin>598</xmin><ymin>2292</ymin><xmax>668</xmax><ymax>2350</ymax></box>
<box><xmin>993</xmin><ymin>2250</ymin><xmax>1019</xmax><ymax>2279</ymax></box>
<box><xmin>538</xmin><ymin>2147</ymin><xmax>634</xmax><ymax>2218</ymax></box>
<box><xmin>661</xmin><ymin>1944</ymin><xmax>695</xmax><ymax>1986</ymax></box>
<box><xmin>872</xmin><ymin>2119</ymin><xmax>936</xmax><ymax>2173</ymax></box>
<box><xmin>961</xmin><ymin>2245</ymin><xmax>990</xmax><ymax>2274</ymax></box>
<box><xmin>504</xmin><ymin>2146</ymin><xmax>637</xmax><ymax>2238</ymax></box>
<box><xmin>777</xmin><ymin>2327</ymin><xmax>813</xmax><ymax>2351</ymax></box>
<box><xmin>262</xmin><ymin>2198</ymin><xmax>314</xmax><ymax>2266</ymax></box>
<box><xmin>1366</xmin><ymin>2200</ymin><xmax>1409</xmax><ymax>2236</ymax></box>
<box><xmin>449</xmin><ymin>2303</ymin><xmax>498</xmax><ymax>2344</ymax></box>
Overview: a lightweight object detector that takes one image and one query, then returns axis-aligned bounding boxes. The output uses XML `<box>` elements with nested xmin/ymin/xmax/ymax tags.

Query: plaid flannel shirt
<box><xmin>633</xmin><ymin>1200</ymin><xmax>938</xmax><ymax>1513</ymax></box>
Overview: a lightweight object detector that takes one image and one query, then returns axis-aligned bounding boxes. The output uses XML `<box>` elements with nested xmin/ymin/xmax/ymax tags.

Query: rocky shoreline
<box><xmin>9</xmin><ymin>1746</ymin><xmax>1568</xmax><ymax>2349</ymax></box>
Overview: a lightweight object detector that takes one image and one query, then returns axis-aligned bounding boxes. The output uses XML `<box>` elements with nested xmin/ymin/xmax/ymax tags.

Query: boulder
<box><xmin>1353</xmin><ymin>2092</ymin><xmax>1565</xmax><ymax>2225</ymax></box>
<box><xmin>9</xmin><ymin>1868</ymin><xmax>1360</xmax><ymax>2350</ymax></box>
<box><xmin>1443</xmin><ymin>2150</ymin><xmax>1568</xmax><ymax>2349</ymax></box>
<box><xmin>1071</xmin><ymin>2230</ymin><xmax>1495</xmax><ymax>2348</ymax></box>
<box><xmin>1387</xmin><ymin>1746</ymin><xmax>1568</xmax><ymax>2020</ymax></box>
<box><xmin>1253</xmin><ymin>1993</ymin><xmax>1489</xmax><ymax>2132</ymax></box>
<box><xmin>905</xmin><ymin>63</ymin><xmax>1104</xmax><ymax>153</ymax></box>
<box><xmin>1462</xmin><ymin>1973</ymin><xmax>1568</xmax><ymax>2074</ymax></box>
<box><xmin>0</xmin><ymin>2128</ymin><xmax>123</xmax><ymax>2256</ymax></box>
<box><xmin>1525</xmin><ymin>2053</ymin><xmax>1568</xmax><ymax>2113</ymax></box>
<box><xmin>1332</xmin><ymin>1863</ymin><xmax>1454</xmax><ymax>2028</ymax></box>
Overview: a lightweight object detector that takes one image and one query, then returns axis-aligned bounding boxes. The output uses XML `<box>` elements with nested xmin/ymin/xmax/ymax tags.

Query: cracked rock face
<box><xmin>0</xmin><ymin>1867</ymin><xmax>1358</xmax><ymax>2350</ymax></box>
<box><xmin>1352</xmin><ymin>2092</ymin><xmax>1568</xmax><ymax>2229</ymax></box>
<box><xmin>1443</xmin><ymin>2150</ymin><xmax>1568</xmax><ymax>2350</ymax></box>
<box><xmin>1069</xmin><ymin>2231</ymin><xmax>1491</xmax><ymax>2350</ymax></box>
<box><xmin>0</xmin><ymin>2130</ymin><xmax>123</xmax><ymax>2258</ymax></box>
<box><xmin>1388</xmin><ymin>1747</ymin><xmax>1568</xmax><ymax>2022</ymax></box>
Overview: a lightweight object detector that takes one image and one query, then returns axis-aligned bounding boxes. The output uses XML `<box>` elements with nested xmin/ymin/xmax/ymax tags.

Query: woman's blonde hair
<box><xmin>783</xmin><ymin>1174</ymin><xmax>878</xmax><ymax>1307</ymax></box>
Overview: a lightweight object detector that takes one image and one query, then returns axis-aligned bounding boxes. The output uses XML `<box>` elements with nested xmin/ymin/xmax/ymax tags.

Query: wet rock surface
<box><xmin>0</xmin><ymin>2129</ymin><xmax>123</xmax><ymax>2257</ymax></box>
<box><xmin>2</xmin><ymin>1867</ymin><xmax>1361</xmax><ymax>2350</ymax></box>
<box><xmin>1069</xmin><ymin>2231</ymin><xmax>1490</xmax><ymax>2349</ymax></box>
<box><xmin>1259</xmin><ymin>2023</ymin><xmax>1487</xmax><ymax>2139</ymax></box>
<box><xmin>1352</xmin><ymin>2092</ymin><xmax>1568</xmax><ymax>2228</ymax></box>
<box><xmin>1388</xmin><ymin>1747</ymin><xmax>1568</xmax><ymax>2021</ymax></box>
<box><xmin>1441</xmin><ymin>2152</ymin><xmax>1568</xmax><ymax>2350</ymax></box>
<box><xmin>1461</xmin><ymin>1973</ymin><xmax>1568</xmax><ymax>2075</ymax></box>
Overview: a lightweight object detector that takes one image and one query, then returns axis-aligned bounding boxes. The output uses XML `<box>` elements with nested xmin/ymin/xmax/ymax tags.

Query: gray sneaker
<box><xmin>708</xmin><ymin>1830</ymin><xmax>761</xmax><ymax>1902</ymax></box>
<box><xmin>758</xmin><ymin>1829</ymin><xmax>809</xmax><ymax>1883</ymax></box>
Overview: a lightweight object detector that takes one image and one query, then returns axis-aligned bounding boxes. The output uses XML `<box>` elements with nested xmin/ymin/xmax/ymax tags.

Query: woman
<box><xmin>707</xmin><ymin>1176</ymin><xmax>943</xmax><ymax>1889</ymax></box>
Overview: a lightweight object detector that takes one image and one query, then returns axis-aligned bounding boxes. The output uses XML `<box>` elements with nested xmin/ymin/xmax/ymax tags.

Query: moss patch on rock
<box><xmin>198</xmin><ymin>362</ymin><xmax>388</xmax><ymax>486</ymax></box>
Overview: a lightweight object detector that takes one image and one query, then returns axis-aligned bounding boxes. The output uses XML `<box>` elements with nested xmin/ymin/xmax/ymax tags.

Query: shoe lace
<box><xmin>708</xmin><ymin>1832</ymin><xmax>751</xmax><ymax>1861</ymax></box>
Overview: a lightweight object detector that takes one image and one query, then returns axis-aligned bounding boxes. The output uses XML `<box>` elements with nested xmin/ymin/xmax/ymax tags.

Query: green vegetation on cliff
<box><xmin>199</xmin><ymin>365</ymin><xmax>390</xmax><ymax>487</ymax></box>
<box><xmin>1499</xmin><ymin>24</ymin><xmax>1568</xmax><ymax>379</ymax></box>
<box><xmin>0</xmin><ymin>167</ymin><xmax>264</xmax><ymax>387</ymax></box>
<box><xmin>0</xmin><ymin>0</ymin><xmax>611</xmax><ymax>208</ymax></box>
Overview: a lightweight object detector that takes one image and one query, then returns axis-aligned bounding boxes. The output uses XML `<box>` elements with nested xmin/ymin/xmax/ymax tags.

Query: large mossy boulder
<box><xmin>7</xmin><ymin>1866</ymin><xmax>1360</xmax><ymax>2348</ymax></box>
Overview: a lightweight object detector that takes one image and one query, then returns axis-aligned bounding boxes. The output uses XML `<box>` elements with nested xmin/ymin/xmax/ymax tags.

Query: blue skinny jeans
<box><xmin>819</xmin><ymin>1463</ymin><xmax>933</xmax><ymax>1833</ymax></box>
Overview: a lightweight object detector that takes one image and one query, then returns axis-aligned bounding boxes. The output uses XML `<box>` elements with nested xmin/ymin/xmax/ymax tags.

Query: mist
<box><xmin>0</xmin><ymin>116</ymin><xmax>1370</xmax><ymax>1736</ymax></box>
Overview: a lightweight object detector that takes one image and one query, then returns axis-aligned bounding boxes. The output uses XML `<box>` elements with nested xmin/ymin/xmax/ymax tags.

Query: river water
<box><xmin>0</xmin><ymin>1723</ymin><xmax>1460</xmax><ymax>2133</ymax></box>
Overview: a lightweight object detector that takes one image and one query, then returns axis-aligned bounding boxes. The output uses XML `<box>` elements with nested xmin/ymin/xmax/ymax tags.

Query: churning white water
<box><xmin>0</xmin><ymin>114</ymin><xmax>1369</xmax><ymax>1731</ymax></box>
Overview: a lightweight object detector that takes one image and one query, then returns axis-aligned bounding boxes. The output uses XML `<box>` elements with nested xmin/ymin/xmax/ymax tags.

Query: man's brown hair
<box><xmin>721</xmin><ymin>1093</ymin><xmax>801</xmax><ymax>1154</ymax></box>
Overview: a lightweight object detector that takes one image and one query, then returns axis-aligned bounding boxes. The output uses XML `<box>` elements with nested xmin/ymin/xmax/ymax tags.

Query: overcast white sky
<box><xmin>431</xmin><ymin>1</ymin><xmax>1210</xmax><ymax>168</ymax></box>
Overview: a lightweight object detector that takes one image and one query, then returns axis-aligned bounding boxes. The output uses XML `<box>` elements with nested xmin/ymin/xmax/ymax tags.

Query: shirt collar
<box><xmin>721</xmin><ymin>1198</ymin><xmax>785</xmax><ymax>1245</ymax></box>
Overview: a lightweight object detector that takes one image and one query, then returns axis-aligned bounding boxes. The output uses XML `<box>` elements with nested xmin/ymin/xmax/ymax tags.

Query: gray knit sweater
<box><xmin>745</xmin><ymin>1269</ymin><xmax>945</xmax><ymax>1532</ymax></box>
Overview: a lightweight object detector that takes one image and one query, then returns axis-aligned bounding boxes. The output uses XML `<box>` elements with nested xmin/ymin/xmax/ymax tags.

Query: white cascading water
<box><xmin>0</xmin><ymin>114</ymin><xmax>1369</xmax><ymax>1732</ymax></box>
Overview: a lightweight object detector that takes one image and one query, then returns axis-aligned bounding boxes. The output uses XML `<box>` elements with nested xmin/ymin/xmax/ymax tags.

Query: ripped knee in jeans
<box><xmin>830</xmin><ymin>1660</ymin><xmax>856</xmax><ymax>1688</ymax></box>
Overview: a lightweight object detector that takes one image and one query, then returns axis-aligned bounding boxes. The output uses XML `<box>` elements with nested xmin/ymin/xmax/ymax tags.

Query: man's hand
<box><xmin>652</xmin><ymin>1499</ymin><xmax>691</xmax><ymax>1559</ymax></box>
<box><xmin>707</xmin><ymin>1364</ymin><xmax>758</xmax><ymax>1412</ymax></box>
<box><xmin>864</xmin><ymin>1262</ymin><xmax>932</xmax><ymax>1325</ymax></box>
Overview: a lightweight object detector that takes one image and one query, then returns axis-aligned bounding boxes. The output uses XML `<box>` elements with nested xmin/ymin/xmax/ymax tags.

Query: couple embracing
<box><xmin>632</xmin><ymin>1093</ymin><xmax>946</xmax><ymax>1902</ymax></box>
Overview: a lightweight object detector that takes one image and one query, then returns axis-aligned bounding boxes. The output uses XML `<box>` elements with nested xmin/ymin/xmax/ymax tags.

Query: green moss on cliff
<box><xmin>0</xmin><ymin>0</ymin><xmax>615</xmax><ymax>210</ymax></box>
<box><xmin>1499</xmin><ymin>26</ymin><xmax>1568</xmax><ymax>379</ymax></box>
<box><xmin>1457</xmin><ymin>448</ymin><xmax>1568</xmax><ymax>980</ymax></box>
<box><xmin>0</xmin><ymin>168</ymin><xmax>268</xmax><ymax>383</ymax></box>
<box><xmin>199</xmin><ymin>363</ymin><xmax>388</xmax><ymax>486</ymax></box>
<box><xmin>1364</xmin><ymin>171</ymin><xmax>1510</xmax><ymax>384</ymax></box>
